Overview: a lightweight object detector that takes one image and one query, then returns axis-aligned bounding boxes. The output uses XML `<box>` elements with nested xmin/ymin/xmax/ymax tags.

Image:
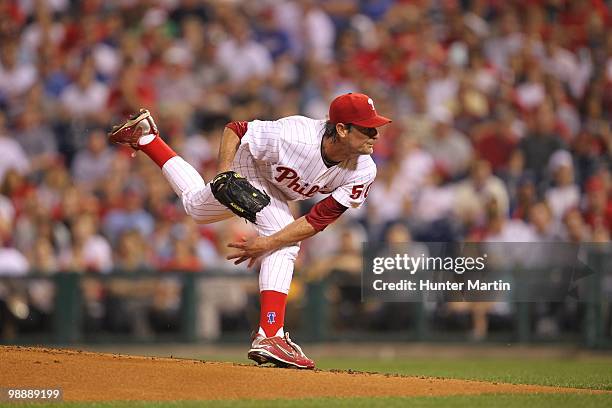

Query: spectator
<box><xmin>519</xmin><ymin>103</ymin><xmax>565</xmax><ymax>184</ymax></box>
<box><xmin>114</xmin><ymin>229</ymin><xmax>151</xmax><ymax>272</ymax></box>
<box><xmin>107</xmin><ymin>62</ymin><xmax>156</xmax><ymax>120</ymax></box>
<box><xmin>0</xmin><ymin>40</ymin><xmax>37</xmax><ymax>109</ymax></box>
<box><xmin>305</xmin><ymin>222</ymin><xmax>364</xmax><ymax>282</ymax></box>
<box><xmin>300</xmin><ymin>0</ymin><xmax>336</xmax><ymax>63</ymax></box>
<box><xmin>254</xmin><ymin>8</ymin><xmax>292</xmax><ymax>60</ymax></box>
<box><xmin>397</xmin><ymin>134</ymin><xmax>435</xmax><ymax>198</ymax></box>
<box><xmin>36</xmin><ymin>43</ymin><xmax>70</xmax><ymax>99</ymax></box>
<box><xmin>59</xmin><ymin>57</ymin><xmax>109</xmax><ymax>123</ymax></box>
<box><xmin>423</xmin><ymin>107</ymin><xmax>473</xmax><ymax>180</ymax></box>
<box><xmin>161</xmin><ymin>237</ymin><xmax>201</xmax><ymax>273</ymax></box>
<box><xmin>545</xmin><ymin>150</ymin><xmax>580</xmax><ymax>220</ymax></box>
<box><xmin>398</xmin><ymin>80</ymin><xmax>434</xmax><ymax>144</ymax></box>
<box><xmin>527</xmin><ymin>201</ymin><xmax>561</xmax><ymax>241</ymax></box>
<box><xmin>102</xmin><ymin>189</ymin><xmax>155</xmax><ymax>244</ymax></box>
<box><xmin>455</xmin><ymin>159</ymin><xmax>510</xmax><ymax>230</ymax></box>
<box><xmin>411</xmin><ymin>167</ymin><xmax>457</xmax><ymax>241</ymax></box>
<box><xmin>59</xmin><ymin>213</ymin><xmax>113</xmax><ymax>273</ymax></box>
<box><xmin>155</xmin><ymin>46</ymin><xmax>200</xmax><ymax>115</ymax></box>
<box><xmin>515</xmin><ymin>63</ymin><xmax>547</xmax><ymax>111</ymax></box>
<box><xmin>471</xmin><ymin>107</ymin><xmax>520</xmax><ymax>173</ymax></box>
<box><xmin>563</xmin><ymin>208</ymin><xmax>590</xmax><ymax>243</ymax></box>
<box><xmin>0</xmin><ymin>169</ymin><xmax>35</xmax><ymax>216</ymax></box>
<box><xmin>483</xmin><ymin>8</ymin><xmax>524</xmax><ymax>74</ymax></box>
<box><xmin>582</xmin><ymin>176</ymin><xmax>612</xmax><ymax>235</ymax></box>
<box><xmin>540</xmin><ymin>27</ymin><xmax>592</xmax><ymax>99</ymax></box>
<box><xmin>20</xmin><ymin>1</ymin><xmax>67</xmax><ymax>60</ymax></box>
<box><xmin>0</xmin><ymin>202</ymin><xmax>30</xmax><ymax>339</ymax></box>
<box><xmin>174</xmin><ymin>218</ymin><xmax>221</xmax><ymax>269</ymax></box>
<box><xmin>12</xmin><ymin>105</ymin><xmax>58</xmax><ymax>173</ymax></box>
<box><xmin>26</xmin><ymin>237</ymin><xmax>57</xmax><ymax>331</ymax></box>
<box><xmin>216</xmin><ymin>24</ymin><xmax>273</xmax><ymax>85</ymax></box>
<box><xmin>366</xmin><ymin>159</ymin><xmax>411</xmax><ymax>227</ymax></box>
<box><xmin>71</xmin><ymin>129</ymin><xmax>115</xmax><ymax>190</ymax></box>
<box><xmin>484</xmin><ymin>208</ymin><xmax>535</xmax><ymax>243</ymax></box>
<box><xmin>28</xmin><ymin>237</ymin><xmax>58</xmax><ymax>274</ymax></box>
<box><xmin>0</xmin><ymin>200</ymin><xmax>28</xmax><ymax>276</ymax></box>
<box><xmin>0</xmin><ymin>113</ymin><xmax>30</xmax><ymax>183</ymax></box>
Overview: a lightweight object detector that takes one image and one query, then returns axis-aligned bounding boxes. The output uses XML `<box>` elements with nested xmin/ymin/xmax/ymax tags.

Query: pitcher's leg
<box><xmin>162</xmin><ymin>156</ymin><xmax>232</xmax><ymax>224</ymax></box>
<box><xmin>246</xmin><ymin>189</ymin><xmax>314</xmax><ymax>369</ymax></box>
<box><xmin>251</xmin><ymin>195</ymin><xmax>298</xmax><ymax>338</ymax></box>
<box><xmin>109</xmin><ymin>110</ymin><xmax>232</xmax><ymax>224</ymax></box>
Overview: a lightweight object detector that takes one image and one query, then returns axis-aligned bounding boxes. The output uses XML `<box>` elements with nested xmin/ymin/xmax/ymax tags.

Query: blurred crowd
<box><xmin>0</xmin><ymin>0</ymin><xmax>611</xmax><ymax>339</ymax></box>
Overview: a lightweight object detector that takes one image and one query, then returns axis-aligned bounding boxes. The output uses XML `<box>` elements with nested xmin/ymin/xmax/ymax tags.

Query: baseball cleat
<box><xmin>108</xmin><ymin>109</ymin><xmax>158</xmax><ymax>150</ymax></box>
<box><xmin>248</xmin><ymin>332</ymin><xmax>315</xmax><ymax>369</ymax></box>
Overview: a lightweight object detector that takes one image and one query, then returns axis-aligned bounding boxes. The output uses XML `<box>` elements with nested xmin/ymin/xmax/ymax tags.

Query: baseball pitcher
<box><xmin>109</xmin><ymin>93</ymin><xmax>391</xmax><ymax>369</ymax></box>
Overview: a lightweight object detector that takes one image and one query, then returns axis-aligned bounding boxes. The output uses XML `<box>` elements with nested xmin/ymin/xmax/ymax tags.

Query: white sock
<box><xmin>138</xmin><ymin>134</ymin><xmax>157</xmax><ymax>145</ymax></box>
<box><xmin>258</xmin><ymin>326</ymin><xmax>284</xmax><ymax>337</ymax></box>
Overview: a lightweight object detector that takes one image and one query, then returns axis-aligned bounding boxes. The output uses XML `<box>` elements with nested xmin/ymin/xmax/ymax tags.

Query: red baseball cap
<box><xmin>329</xmin><ymin>93</ymin><xmax>392</xmax><ymax>128</ymax></box>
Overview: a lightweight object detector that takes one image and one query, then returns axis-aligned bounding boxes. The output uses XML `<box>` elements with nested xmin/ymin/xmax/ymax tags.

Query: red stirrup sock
<box><xmin>139</xmin><ymin>136</ymin><xmax>177</xmax><ymax>168</ymax></box>
<box><xmin>259</xmin><ymin>290</ymin><xmax>287</xmax><ymax>337</ymax></box>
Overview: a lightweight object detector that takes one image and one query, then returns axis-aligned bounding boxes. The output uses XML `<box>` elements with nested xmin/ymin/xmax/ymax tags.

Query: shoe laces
<box><xmin>283</xmin><ymin>332</ymin><xmax>305</xmax><ymax>357</ymax></box>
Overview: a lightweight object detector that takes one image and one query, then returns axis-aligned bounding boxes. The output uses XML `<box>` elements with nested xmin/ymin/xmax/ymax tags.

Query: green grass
<box><xmin>199</xmin><ymin>354</ymin><xmax>612</xmax><ymax>391</ymax></box>
<box><xmin>315</xmin><ymin>357</ymin><xmax>612</xmax><ymax>391</ymax></box>
<box><xmin>6</xmin><ymin>394</ymin><xmax>612</xmax><ymax>408</ymax></box>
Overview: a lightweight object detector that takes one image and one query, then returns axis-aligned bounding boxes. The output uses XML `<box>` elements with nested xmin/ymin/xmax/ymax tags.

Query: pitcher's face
<box><xmin>340</xmin><ymin>124</ymin><xmax>380</xmax><ymax>155</ymax></box>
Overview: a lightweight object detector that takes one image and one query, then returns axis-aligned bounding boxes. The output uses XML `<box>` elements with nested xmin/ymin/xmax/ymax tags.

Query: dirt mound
<box><xmin>0</xmin><ymin>346</ymin><xmax>600</xmax><ymax>401</ymax></box>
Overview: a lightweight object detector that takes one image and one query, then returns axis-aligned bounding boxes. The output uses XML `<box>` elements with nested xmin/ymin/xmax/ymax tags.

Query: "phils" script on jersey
<box><xmin>274</xmin><ymin>166</ymin><xmax>322</xmax><ymax>197</ymax></box>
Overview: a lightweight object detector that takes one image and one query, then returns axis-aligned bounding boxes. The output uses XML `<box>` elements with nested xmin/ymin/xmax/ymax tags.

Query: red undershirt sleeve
<box><xmin>225</xmin><ymin>121</ymin><xmax>248</xmax><ymax>139</ymax></box>
<box><xmin>305</xmin><ymin>195</ymin><xmax>348</xmax><ymax>232</ymax></box>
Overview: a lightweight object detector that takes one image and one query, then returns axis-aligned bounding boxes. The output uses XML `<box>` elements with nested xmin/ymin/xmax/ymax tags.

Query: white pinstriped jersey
<box><xmin>161</xmin><ymin>115</ymin><xmax>376</xmax><ymax>294</ymax></box>
<box><xmin>232</xmin><ymin>116</ymin><xmax>377</xmax><ymax>208</ymax></box>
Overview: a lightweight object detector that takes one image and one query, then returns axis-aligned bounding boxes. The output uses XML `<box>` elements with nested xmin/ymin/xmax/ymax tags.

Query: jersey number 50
<box><xmin>350</xmin><ymin>183</ymin><xmax>372</xmax><ymax>199</ymax></box>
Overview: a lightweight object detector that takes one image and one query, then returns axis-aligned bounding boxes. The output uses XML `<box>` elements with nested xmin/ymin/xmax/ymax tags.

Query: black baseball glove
<box><xmin>210</xmin><ymin>171</ymin><xmax>271</xmax><ymax>224</ymax></box>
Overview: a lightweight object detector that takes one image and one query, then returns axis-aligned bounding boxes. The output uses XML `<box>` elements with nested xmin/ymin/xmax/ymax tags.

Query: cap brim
<box><xmin>352</xmin><ymin>115</ymin><xmax>392</xmax><ymax>128</ymax></box>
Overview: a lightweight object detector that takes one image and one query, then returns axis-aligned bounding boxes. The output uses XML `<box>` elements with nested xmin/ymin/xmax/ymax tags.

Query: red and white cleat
<box><xmin>108</xmin><ymin>109</ymin><xmax>158</xmax><ymax>150</ymax></box>
<box><xmin>248</xmin><ymin>332</ymin><xmax>315</xmax><ymax>369</ymax></box>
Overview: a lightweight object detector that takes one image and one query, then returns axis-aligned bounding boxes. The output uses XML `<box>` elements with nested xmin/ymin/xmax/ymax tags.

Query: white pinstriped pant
<box><xmin>162</xmin><ymin>156</ymin><xmax>299</xmax><ymax>294</ymax></box>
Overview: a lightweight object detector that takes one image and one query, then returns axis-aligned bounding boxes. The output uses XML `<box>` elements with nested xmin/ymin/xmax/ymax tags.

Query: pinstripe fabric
<box><xmin>239</xmin><ymin>116</ymin><xmax>376</xmax><ymax>206</ymax></box>
<box><xmin>159</xmin><ymin>116</ymin><xmax>376</xmax><ymax>294</ymax></box>
<box><xmin>162</xmin><ymin>156</ymin><xmax>232</xmax><ymax>224</ymax></box>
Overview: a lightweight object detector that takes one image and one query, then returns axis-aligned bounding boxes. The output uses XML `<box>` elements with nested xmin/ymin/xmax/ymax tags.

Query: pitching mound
<box><xmin>0</xmin><ymin>346</ymin><xmax>598</xmax><ymax>401</ymax></box>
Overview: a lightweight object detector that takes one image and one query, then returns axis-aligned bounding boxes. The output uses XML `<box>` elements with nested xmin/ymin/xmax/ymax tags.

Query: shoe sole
<box><xmin>247</xmin><ymin>349</ymin><xmax>314</xmax><ymax>369</ymax></box>
<box><xmin>110</xmin><ymin>110</ymin><xmax>151</xmax><ymax>136</ymax></box>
